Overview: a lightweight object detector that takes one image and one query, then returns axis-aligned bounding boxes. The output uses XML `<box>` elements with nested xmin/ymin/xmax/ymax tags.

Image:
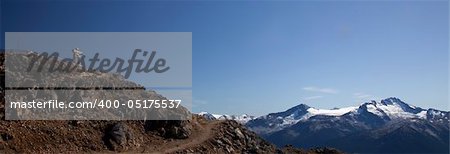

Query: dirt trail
<box><xmin>141</xmin><ymin>120</ymin><xmax>222</xmax><ymax>154</ymax></box>
<box><xmin>161</xmin><ymin>120</ymin><xmax>222</xmax><ymax>153</ymax></box>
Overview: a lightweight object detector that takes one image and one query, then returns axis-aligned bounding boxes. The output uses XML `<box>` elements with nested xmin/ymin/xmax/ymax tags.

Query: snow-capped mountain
<box><xmin>246</xmin><ymin>97</ymin><xmax>450</xmax><ymax>153</ymax></box>
<box><xmin>197</xmin><ymin>112</ymin><xmax>256</xmax><ymax>124</ymax></box>
<box><xmin>246</xmin><ymin>97</ymin><xmax>448</xmax><ymax>134</ymax></box>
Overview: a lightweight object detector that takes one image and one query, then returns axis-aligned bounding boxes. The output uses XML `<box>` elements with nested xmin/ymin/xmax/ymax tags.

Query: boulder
<box><xmin>104</xmin><ymin>122</ymin><xmax>135</xmax><ymax>151</ymax></box>
<box><xmin>144</xmin><ymin>120</ymin><xmax>191</xmax><ymax>139</ymax></box>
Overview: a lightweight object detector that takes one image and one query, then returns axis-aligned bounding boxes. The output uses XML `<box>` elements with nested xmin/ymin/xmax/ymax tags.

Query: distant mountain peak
<box><xmin>288</xmin><ymin>103</ymin><xmax>311</xmax><ymax>111</ymax></box>
<box><xmin>197</xmin><ymin>112</ymin><xmax>256</xmax><ymax>124</ymax></box>
<box><xmin>380</xmin><ymin>97</ymin><xmax>406</xmax><ymax>106</ymax></box>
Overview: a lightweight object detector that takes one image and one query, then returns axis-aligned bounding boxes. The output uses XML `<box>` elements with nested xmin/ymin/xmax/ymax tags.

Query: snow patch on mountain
<box><xmin>416</xmin><ymin>110</ymin><xmax>427</xmax><ymax>119</ymax></box>
<box><xmin>279</xmin><ymin>106</ymin><xmax>359</xmax><ymax>126</ymax></box>
<box><xmin>307</xmin><ymin>106</ymin><xmax>358</xmax><ymax>117</ymax></box>
<box><xmin>197</xmin><ymin>112</ymin><xmax>256</xmax><ymax>124</ymax></box>
<box><xmin>373</xmin><ymin>103</ymin><xmax>416</xmax><ymax>118</ymax></box>
<box><xmin>365</xmin><ymin>103</ymin><xmax>383</xmax><ymax>116</ymax></box>
<box><xmin>360</xmin><ymin>98</ymin><xmax>432</xmax><ymax>120</ymax></box>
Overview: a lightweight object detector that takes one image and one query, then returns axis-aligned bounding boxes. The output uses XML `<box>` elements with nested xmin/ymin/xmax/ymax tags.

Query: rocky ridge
<box><xmin>0</xmin><ymin>52</ymin><xmax>342</xmax><ymax>153</ymax></box>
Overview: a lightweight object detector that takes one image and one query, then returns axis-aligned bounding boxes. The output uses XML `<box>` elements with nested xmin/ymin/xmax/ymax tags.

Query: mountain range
<box><xmin>200</xmin><ymin>97</ymin><xmax>450</xmax><ymax>153</ymax></box>
<box><xmin>244</xmin><ymin>97</ymin><xmax>450</xmax><ymax>153</ymax></box>
<box><xmin>198</xmin><ymin>112</ymin><xmax>256</xmax><ymax>124</ymax></box>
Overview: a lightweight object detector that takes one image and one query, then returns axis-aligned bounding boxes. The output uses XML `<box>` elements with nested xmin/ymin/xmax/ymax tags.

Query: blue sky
<box><xmin>1</xmin><ymin>0</ymin><xmax>448</xmax><ymax>116</ymax></box>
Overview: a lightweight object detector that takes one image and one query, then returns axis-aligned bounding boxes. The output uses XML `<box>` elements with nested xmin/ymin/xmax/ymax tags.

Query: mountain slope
<box><xmin>0</xmin><ymin>52</ymin><xmax>273</xmax><ymax>153</ymax></box>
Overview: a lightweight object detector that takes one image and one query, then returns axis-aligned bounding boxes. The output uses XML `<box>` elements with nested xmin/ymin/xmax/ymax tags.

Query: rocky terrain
<box><xmin>0</xmin><ymin>114</ymin><xmax>271</xmax><ymax>153</ymax></box>
<box><xmin>4</xmin><ymin>52</ymin><xmax>189</xmax><ymax>120</ymax></box>
<box><xmin>0</xmin><ymin>52</ymin><xmax>343</xmax><ymax>153</ymax></box>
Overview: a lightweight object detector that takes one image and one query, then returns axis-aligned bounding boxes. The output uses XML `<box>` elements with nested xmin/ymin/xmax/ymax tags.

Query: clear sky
<box><xmin>1</xmin><ymin>0</ymin><xmax>448</xmax><ymax>116</ymax></box>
